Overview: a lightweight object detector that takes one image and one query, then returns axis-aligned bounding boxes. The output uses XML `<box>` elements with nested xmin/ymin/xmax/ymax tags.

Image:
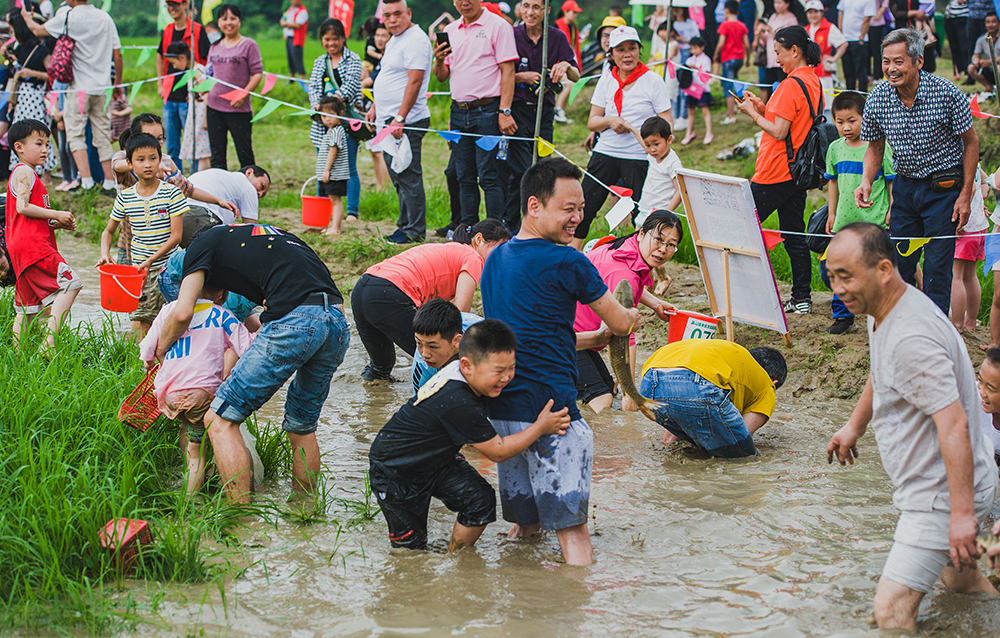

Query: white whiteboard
<box><xmin>677</xmin><ymin>168</ymin><xmax>788</xmax><ymax>334</ymax></box>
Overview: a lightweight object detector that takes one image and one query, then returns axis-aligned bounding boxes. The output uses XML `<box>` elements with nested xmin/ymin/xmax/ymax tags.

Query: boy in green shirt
<box><xmin>821</xmin><ymin>92</ymin><xmax>894</xmax><ymax>334</ymax></box>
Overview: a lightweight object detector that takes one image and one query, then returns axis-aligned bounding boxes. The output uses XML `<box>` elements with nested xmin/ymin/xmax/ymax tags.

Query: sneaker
<box><xmin>387</xmin><ymin>232</ymin><xmax>416</xmax><ymax>244</ymax></box>
<box><xmin>783</xmin><ymin>298</ymin><xmax>812</xmax><ymax>314</ymax></box>
<box><xmin>825</xmin><ymin>316</ymin><xmax>855</xmax><ymax>334</ymax></box>
<box><xmin>361</xmin><ymin>364</ymin><xmax>392</xmax><ymax>383</ymax></box>
<box><xmin>553</xmin><ymin>107</ymin><xmax>570</xmax><ymax>124</ymax></box>
<box><xmin>673</xmin><ymin>117</ymin><xmax>688</xmax><ymax>131</ymax></box>
<box><xmin>435</xmin><ymin>224</ymin><xmax>454</xmax><ymax>238</ymax></box>
<box><xmin>384</xmin><ymin>229</ymin><xmax>407</xmax><ymax>242</ymax></box>
<box><xmin>721</xmin><ymin>116</ymin><xmax>738</xmax><ymax>125</ymax></box>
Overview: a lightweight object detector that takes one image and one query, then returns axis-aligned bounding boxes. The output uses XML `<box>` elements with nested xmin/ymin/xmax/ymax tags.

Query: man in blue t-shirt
<box><xmin>481</xmin><ymin>157</ymin><xmax>640</xmax><ymax>566</ymax></box>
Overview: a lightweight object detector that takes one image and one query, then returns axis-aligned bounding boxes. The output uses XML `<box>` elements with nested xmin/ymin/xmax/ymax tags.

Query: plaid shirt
<box><xmin>969</xmin><ymin>0</ymin><xmax>992</xmax><ymax>19</ymax></box>
<box><xmin>861</xmin><ymin>71</ymin><xmax>973</xmax><ymax>179</ymax></box>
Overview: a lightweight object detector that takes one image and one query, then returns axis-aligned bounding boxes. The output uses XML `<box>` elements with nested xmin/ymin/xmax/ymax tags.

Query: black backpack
<box><xmin>784</xmin><ymin>77</ymin><xmax>838</xmax><ymax>191</ymax></box>
<box><xmin>676</xmin><ymin>67</ymin><xmax>693</xmax><ymax>89</ymax></box>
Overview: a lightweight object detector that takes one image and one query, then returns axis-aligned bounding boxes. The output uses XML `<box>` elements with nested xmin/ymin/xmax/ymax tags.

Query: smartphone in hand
<box><xmin>436</xmin><ymin>31</ymin><xmax>450</xmax><ymax>49</ymax></box>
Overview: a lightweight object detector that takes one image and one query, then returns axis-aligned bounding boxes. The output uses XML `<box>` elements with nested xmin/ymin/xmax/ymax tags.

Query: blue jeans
<box><xmin>211</xmin><ymin>300</ymin><xmax>350</xmax><ymax>434</ymax></box>
<box><xmin>739</xmin><ymin>0</ymin><xmax>757</xmax><ymax>39</ymax></box>
<box><xmin>163</xmin><ymin>100</ymin><xmax>189</xmax><ymax>174</ymax></box>
<box><xmin>450</xmin><ymin>102</ymin><xmax>503</xmax><ymax>227</ymax></box>
<box><xmin>721</xmin><ymin>59</ymin><xmax>744</xmax><ymax>95</ymax></box>
<box><xmin>891</xmin><ymin>174</ymin><xmax>960</xmax><ymax>315</ymax></box>
<box><xmin>347</xmin><ymin>136</ymin><xmax>360</xmax><ymax>217</ymax></box>
<box><xmin>819</xmin><ymin>259</ymin><xmax>852</xmax><ymax>320</ymax></box>
<box><xmin>673</xmin><ymin>49</ymin><xmax>690</xmax><ymax>121</ymax></box>
<box><xmin>639</xmin><ymin>368</ymin><xmax>759</xmax><ymax>459</ymax></box>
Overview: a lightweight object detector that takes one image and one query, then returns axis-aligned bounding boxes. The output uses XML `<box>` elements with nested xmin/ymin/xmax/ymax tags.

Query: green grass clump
<box><xmin>0</xmin><ymin>292</ymin><xmax>251</xmax><ymax>631</ymax></box>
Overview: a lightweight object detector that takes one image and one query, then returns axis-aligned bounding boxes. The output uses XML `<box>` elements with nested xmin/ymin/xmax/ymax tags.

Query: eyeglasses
<box><xmin>646</xmin><ymin>233</ymin><xmax>679</xmax><ymax>251</ymax></box>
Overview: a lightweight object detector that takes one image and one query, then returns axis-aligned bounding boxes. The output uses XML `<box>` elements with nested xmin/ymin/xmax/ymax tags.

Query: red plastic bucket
<box><xmin>98</xmin><ymin>264</ymin><xmax>145</xmax><ymax>312</ymax></box>
<box><xmin>667</xmin><ymin>310</ymin><xmax>720</xmax><ymax>343</ymax></box>
<box><xmin>301</xmin><ymin>177</ymin><xmax>332</xmax><ymax>227</ymax></box>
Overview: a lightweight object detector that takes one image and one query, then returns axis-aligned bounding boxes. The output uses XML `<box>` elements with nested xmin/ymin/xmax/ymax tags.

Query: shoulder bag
<box><xmin>324</xmin><ymin>55</ymin><xmax>375</xmax><ymax>142</ymax></box>
<box><xmin>784</xmin><ymin>76</ymin><xmax>839</xmax><ymax>190</ymax></box>
<box><xmin>49</xmin><ymin>9</ymin><xmax>75</xmax><ymax>84</ymax></box>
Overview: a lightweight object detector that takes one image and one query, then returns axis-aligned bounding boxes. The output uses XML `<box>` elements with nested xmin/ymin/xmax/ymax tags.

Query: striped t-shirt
<box><xmin>111</xmin><ymin>180</ymin><xmax>189</xmax><ymax>268</ymax></box>
<box><xmin>315</xmin><ymin>125</ymin><xmax>350</xmax><ymax>182</ymax></box>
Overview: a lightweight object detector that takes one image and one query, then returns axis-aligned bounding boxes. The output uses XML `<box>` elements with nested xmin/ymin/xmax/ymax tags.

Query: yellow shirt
<box><xmin>640</xmin><ymin>340</ymin><xmax>776</xmax><ymax>417</ymax></box>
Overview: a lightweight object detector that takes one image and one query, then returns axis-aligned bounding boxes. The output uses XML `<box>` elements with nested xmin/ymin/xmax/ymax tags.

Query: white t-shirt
<box><xmin>967</xmin><ymin>167</ymin><xmax>989</xmax><ymax>233</ymax></box>
<box><xmin>837</xmin><ymin>0</ymin><xmax>877</xmax><ymax>41</ymax></box>
<box><xmin>591</xmin><ymin>71</ymin><xmax>671</xmax><ymax>161</ymax></box>
<box><xmin>44</xmin><ymin>4</ymin><xmax>121</xmax><ymax>95</ymax></box>
<box><xmin>373</xmin><ymin>24</ymin><xmax>432</xmax><ymax>123</ymax></box>
<box><xmin>979</xmin><ymin>409</ymin><xmax>1000</xmax><ymax>453</ymax></box>
<box><xmin>187</xmin><ymin>169</ymin><xmax>259</xmax><ymax>225</ymax></box>
<box><xmin>282</xmin><ymin>6</ymin><xmax>309</xmax><ymax>39</ymax></box>
<box><xmin>867</xmin><ymin>286</ymin><xmax>998</xmax><ymax>513</ymax></box>
<box><xmin>636</xmin><ymin>150</ymin><xmax>683</xmax><ymax>220</ymax></box>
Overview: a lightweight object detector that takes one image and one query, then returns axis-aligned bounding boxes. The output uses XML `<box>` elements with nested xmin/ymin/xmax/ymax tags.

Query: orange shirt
<box><xmin>752</xmin><ymin>65</ymin><xmax>823</xmax><ymax>185</ymax></box>
<box><xmin>365</xmin><ymin>243</ymin><xmax>484</xmax><ymax>305</ymax></box>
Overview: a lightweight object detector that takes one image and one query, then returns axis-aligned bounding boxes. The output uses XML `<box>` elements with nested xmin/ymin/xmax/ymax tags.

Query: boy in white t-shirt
<box><xmin>975</xmin><ymin>349</ymin><xmax>1000</xmax><ymax>466</ymax></box>
<box><xmin>629</xmin><ymin>116</ymin><xmax>683</xmax><ymax>227</ymax></box>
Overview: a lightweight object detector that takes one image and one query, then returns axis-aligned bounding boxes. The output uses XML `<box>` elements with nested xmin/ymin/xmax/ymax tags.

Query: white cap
<box><xmin>609</xmin><ymin>25</ymin><xmax>641</xmax><ymax>49</ymax></box>
<box><xmin>498</xmin><ymin>1</ymin><xmax>511</xmax><ymax>13</ymax></box>
<box><xmin>804</xmin><ymin>0</ymin><xmax>825</xmax><ymax>11</ymax></box>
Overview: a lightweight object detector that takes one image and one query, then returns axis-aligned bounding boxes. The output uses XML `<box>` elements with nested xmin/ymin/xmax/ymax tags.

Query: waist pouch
<box><xmin>930</xmin><ymin>166</ymin><xmax>963</xmax><ymax>193</ymax></box>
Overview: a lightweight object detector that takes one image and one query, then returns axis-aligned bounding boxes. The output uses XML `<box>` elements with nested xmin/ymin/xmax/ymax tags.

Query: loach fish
<box><xmin>609</xmin><ymin>279</ymin><xmax>664</xmax><ymax>421</ymax></box>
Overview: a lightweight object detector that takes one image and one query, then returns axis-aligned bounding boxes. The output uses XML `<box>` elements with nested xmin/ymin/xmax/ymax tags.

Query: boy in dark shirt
<box><xmin>369</xmin><ymin>319</ymin><xmax>570</xmax><ymax>552</ymax></box>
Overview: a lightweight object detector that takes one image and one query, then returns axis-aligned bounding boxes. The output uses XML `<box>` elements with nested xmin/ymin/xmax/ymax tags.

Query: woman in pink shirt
<box><xmin>574</xmin><ymin>210</ymin><xmax>683</xmax><ymax>413</ymax></box>
<box><xmin>351</xmin><ymin>219</ymin><xmax>511</xmax><ymax>382</ymax></box>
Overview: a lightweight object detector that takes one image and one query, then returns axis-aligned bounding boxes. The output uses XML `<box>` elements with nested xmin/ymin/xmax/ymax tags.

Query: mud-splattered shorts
<box><xmin>163</xmin><ymin>388</ymin><xmax>213</xmax><ymax>443</ymax></box>
<box><xmin>490</xmin><ymin>418</ymin><xmax>593</xmax><ymax>531</ymax></box>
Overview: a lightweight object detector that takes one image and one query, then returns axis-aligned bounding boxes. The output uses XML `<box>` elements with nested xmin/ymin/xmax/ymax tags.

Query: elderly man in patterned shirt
<box><xmin>854</xmin><ymin>28</ymin><xmax>979</xmax><ymax>315</ymax></box>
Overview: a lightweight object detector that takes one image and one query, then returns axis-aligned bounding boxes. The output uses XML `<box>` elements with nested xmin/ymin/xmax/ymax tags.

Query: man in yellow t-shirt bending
<box><xmin>637</xmin><ymin>340</ymin><xmax>787</xmax><ymax>458</ymax></box>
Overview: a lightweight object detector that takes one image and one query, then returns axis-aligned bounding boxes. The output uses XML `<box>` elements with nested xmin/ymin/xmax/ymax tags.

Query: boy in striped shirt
<box><xmin>98</xmin><ymin>132</ymin><xmax>188</xmax><ymax>335</ymax></box>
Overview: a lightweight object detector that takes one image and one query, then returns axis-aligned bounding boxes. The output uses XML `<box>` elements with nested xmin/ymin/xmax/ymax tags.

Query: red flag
<box><xmin>260</xmin><ymin>73</ymin><xmax>278</xmax><ymax>95</ymax></box>
<box><xmin>218</xmin><ymin>88</ymin><xmax>249</xmax><ymax>101</ymax></box>
<box><xmin>329</xmin><ymin>0</ymin><xmax>355</xmax><ymax>39</ymax></box>
<box><xmin>609</xmin><ymin>185</ymin><xmax>633</xmax><ymax>198</ymax></box>
<box><xmin>161</xmin><ymin>75</ymin><xmax>175</xmax><ymax>100</ymax></box>
<box><xmin>667</xmin><ymin>60</ymin><xmax>675</xmax><ymax>79</ymax></box>
<box><xmin>762</xmin><ymin>229</ymin><xmax>784</xmax><ymax>250</ymax></box>
<box><xmin>971</xmin><ymin>94</ymin><xmax>990</xmax><ymax>119</ymax></box>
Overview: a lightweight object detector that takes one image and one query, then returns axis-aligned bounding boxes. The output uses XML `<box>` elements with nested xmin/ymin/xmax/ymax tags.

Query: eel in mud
<box><xmin>609</xmin><ymin>279</ymin><xmax>664</xmax><ymax>421</ymax></box>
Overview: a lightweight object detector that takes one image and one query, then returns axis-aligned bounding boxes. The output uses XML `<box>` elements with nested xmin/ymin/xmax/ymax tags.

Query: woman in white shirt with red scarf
<box><xmin>572</xmin><ymin>25</ymin><xmax>672</xmax><ymax>250</ymax></box>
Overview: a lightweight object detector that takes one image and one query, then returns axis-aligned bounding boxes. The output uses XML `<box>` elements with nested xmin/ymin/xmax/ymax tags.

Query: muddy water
<box><xmin>56</xmin><ymin>236</ymin><xmax>1000</xmax><ymax>636</ymax></box>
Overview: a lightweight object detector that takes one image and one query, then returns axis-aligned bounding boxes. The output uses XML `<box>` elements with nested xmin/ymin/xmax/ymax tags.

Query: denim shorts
<box><xmin>211</xmin><ymin>300</ymin><xmax>350</xmax><ymax>434</ymax></box>
<box><xmin>639</xmin><ymin>368</ymin><xmax>758</xmax><ymax>458</ymax></box>
<box><xmin>720</xmin><ymin>59</ymin><xmax>744</xmax><ymax>94</ymax></box>
<box><xmin>490</xmin><ymin>418</ymin><xmax>593</xmax><ymax>530</ymax></box>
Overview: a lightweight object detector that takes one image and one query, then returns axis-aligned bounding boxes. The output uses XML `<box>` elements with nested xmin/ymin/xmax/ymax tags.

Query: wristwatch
<box><xmin>500</xmin><ymin>108</ymin><xmax>512</xmax><ymax>116</ymax></box>
<box><xmin>393</xmin><ymin>114</ymin><xmax>405</xmax><ymax>123</ymax></box>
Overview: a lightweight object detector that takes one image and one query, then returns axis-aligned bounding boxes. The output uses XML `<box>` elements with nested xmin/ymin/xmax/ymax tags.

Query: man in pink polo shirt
<box><xmin>433</xmin><ymin>0</ymin><xmax>518</xmax><ymax>229</ymax></box>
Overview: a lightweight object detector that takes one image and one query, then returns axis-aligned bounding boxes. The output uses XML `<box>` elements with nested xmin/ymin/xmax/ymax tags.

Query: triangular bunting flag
<box><xmin>985</xmin><ymin>234</ymin><xmax>1000</xmax><ymax>275</ymax></box>
<box><xmin>536</xmin><ymin>137</ymin><xmax>555</xmax><ymax>157</ymax></box>
<box><xmin>568</xmin><ymin>77</ymin><xmax>589</xmax><ymax>105</ymax></box>
<box><xmin>283</xmin><ymin>109</ymin><xmax>317</xmax><ymax>118</ymax></box>
<box><xmin>733</xmin><ymin>82</ymin><xmax>747</xmax><ymax>98</ymax></box>
<box><xmin>971</xmin><ymin>94</ymin><xmax>990</xmax><ymax>119</ymax></box>
<box><xmin>698</xmin><ymin>69</ymin><xmax>711</xmax><ymax>84</ymax></box>
<box><xmin>0</xmin><ymin>92</ymin><xmax>9</xmax><ymax>113</ymax></box>
<box><xmin>476</xmin><ymin>135</ymin><xmax>502</xmax><ymax>151</ymax></box>
<box><xmin>605</xmin><ymin>196</ymin><xmax>636</xmax><ymax>229</ymax></box>
<box><xmin>260</xmin><ymin>73</ymin><xmax>278</xmax><ymax>95</ymax></box>
<box><xmin>161</xmin><ymin>74</ymin><xmax>176</xmax><ymax>97</ymax></box>
<box><xmin>667</xmin><ymin>60</ymin><xmax>676</xmax><ymax>79</ymax></box>
<box><xmin>297</xmin><ymin>79</ymin><xmax>308</xmax><ymax>93</ymax></box>
<box><xmin>129</xmin><ymin>80</ymin><xmax>145</xmax><ymax>104</ymax></box>
<box><xmin>193</xmin><ymin>77</ymin><xmax>217</xmax><ymax>92</ymax></box>
<box><xmin>819</xmin><ymin>245</ymin><xmax>829</xmax><ymax>261</ymax></box>
<box><xmin>136</xmin><ymin>47</ymin><xmax>153</xmax><ymax>66</ymax></box>
<box><xmin>77</xmin><ymin>90</ymin><xmax>86</xmax><ymax>115</ymax></box>
<box><xmin>170</xmin><ymin>70</ymin><xmax>191</xmax><ymax>94</ymax></box>
<box><xmin>762</xmin><ymin>229</ymin><xmax>784</xmax><ymax>250</ymax></box>
<box><xmin>218</xmin><ymin>88</ymin><xmax>249</xmax><ymax>101</ymax></box>
<box><xmin>105</xmin><ymin>87</ymin><xmax>113</xmax><ymax>110</ymax></box>
<box><xmin>362</xmin><ymin>88</ymin><xmax>374</xmax><ymax>102</ymax></box>
<box><xmin>896</xmin><ymin>237</ymin><xmax>931</xmax><ymax>257</ymax></box>
<box><xmin>371</xmin><ymin>122</ymin><xmax>402</xmax><ymax>145</ymax></box>
<box><xmin>772</xmin><ymin>81</ymin><xmax>780</xmax><ymax>94</ymax></box>
<box><xmin>250</xmin><ymin>99</ymin><xmax>282</xmax><ymax>122</ymax></box>
<box><xmin>348</xmin><ymin>118</ymin><xmax>364</xmax><ymax>131</ymax></box>
<box><xmin>438</xmin><ymin>130</ymin><xmax>462</xmax><ymax>143</ymax></box>
<box><xmin>609</xmin><ymin>185</ymin><xmax>633</xmax><ymax>198</ymax></box>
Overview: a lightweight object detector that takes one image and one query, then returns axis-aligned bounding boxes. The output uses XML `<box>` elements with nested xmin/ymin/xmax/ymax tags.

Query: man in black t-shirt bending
<box><xmin>156</xmin><ymin>223</ymin><xmax>349</xmax><ymax>503</ymax></box>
